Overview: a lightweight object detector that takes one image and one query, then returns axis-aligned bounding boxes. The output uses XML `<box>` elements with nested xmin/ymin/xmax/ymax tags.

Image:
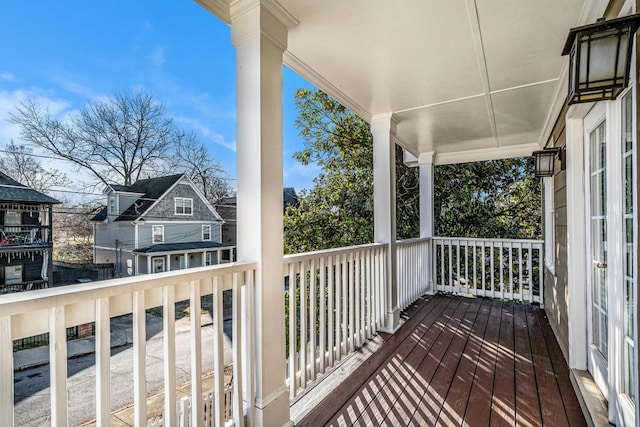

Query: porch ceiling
<box><xmin>198</xmin><ymin>0</ymin><xmax>609</xmax><ymax>164</ymax></box>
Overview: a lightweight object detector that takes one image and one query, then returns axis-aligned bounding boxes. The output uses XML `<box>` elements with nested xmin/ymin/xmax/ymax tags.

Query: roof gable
<box><xmin>114</xmin><ymin>174</ymin><xmax>185</xmax><ymax>221</ymax></box>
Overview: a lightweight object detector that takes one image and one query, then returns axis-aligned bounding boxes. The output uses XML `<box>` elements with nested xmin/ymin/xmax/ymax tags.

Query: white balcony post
<box><xmin>419</xmin><ymin>152</ymin><xmax>435</xmax><ymax>294</ymax></box>
<box><xmin>231</xmin><ymin>1</ymin><xmax>296</xmax><ymax>425</ymax></box>
<box><xmin>372</xmin><ymin>113</ymin><xmax>400</xmax><ymax>333</ymax></box>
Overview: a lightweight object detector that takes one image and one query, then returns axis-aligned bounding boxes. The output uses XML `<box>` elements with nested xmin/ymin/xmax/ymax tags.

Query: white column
<box><xmin>372</xmin><ymin>113</ymin><xmax>400</xmax><ymax>333</ymax></box>
<box><xmin>231</xmin><ymin>1</ymin><xmax>295</xmax><ymax>425</ymax></box>
<box><xmin>202</xmin><ymin>251</ymin><xmax>207</xmax><ymax>266</ymax></box>
<box><xmin>419</xmin><ymin>152</ymin><xmax>435</xmax><ymax>294</ymax></box>
<box><xmin>184</xmin><ymin>252</ymin><xmax>189</xmax><ymax>269</ymax></box>
<box><xmin>147</xmin><ymin>256</ymin><xmax>152</xmax><ymax>275</ymax></box>
<box><xmin>166</xmin><ymin>255</ymin><xmax>171</xmax><ymax>272</ymax></box>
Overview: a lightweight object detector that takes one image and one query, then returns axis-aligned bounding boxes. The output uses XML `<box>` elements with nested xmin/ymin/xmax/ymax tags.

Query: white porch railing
<box><xmin>432</xmin><ymin>237</ymin><xmax>544</xmax><ymax>304</ymax></box>
<box><xmin>396</xmin><ymin>238</ymin><xmax>431</xmax><ymax>310</ymax></box>
<box><xmin>0</xmin><ymin>262</ymin><xmax>256</xmax><ymax>427</ymax></box>
<box><xmin>148</xmin><ymin>385</ymin><xmax>234</xmax><ymax>427</ymax></box>
<box><xmin>284</xmin><ymin>243</ymin><xmax>388</xmax><ymax>399</ymax></box>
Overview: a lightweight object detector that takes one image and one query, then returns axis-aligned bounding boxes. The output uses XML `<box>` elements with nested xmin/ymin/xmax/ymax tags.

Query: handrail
<box><xmin>284</xmin><ymin>242</ymin><xmax>385</xmax><ymax>263</ymax></box>
<box><xmin>396</xmin><ymin>237</ymin><xmax>431</xmax><ymax>245</ymax></box>
<box><xmin>433</xmin><ymin>236</ymin><xmax>543</xmax><ymax>245</ymax></box>
<box><xmin>0</xmin><ymin>262</ymin><xmax>256</xmax><ymax>337</ymax></box>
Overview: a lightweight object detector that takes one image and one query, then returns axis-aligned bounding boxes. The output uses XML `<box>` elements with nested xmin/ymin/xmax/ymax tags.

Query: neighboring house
<box><xmin>216</xmin><ymin>187</ymin><xmax>298</xmax><ymax>246</ymax></box>
<box><xmin>91</xmin><ymin>174</ymin><xmax>231</xmax><ymax>277</ymax></box>
<box><xmin>0</xmin><ymin>172</ymin><xmax>59</xmax><ymax>293</ymax></box>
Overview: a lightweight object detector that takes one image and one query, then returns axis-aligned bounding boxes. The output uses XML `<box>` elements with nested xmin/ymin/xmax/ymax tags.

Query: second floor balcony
<box><xmin>0</xmin><ymin>236</ymin><xmax>571</xmax><ymax>426</ymax></box>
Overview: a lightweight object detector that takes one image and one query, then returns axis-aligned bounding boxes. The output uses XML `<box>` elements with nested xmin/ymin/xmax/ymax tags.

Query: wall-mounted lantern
<box><xmin>562</xmin><ymin>14</ymin><xmax>640</xmax><ymax>104</ymax></box>
<box><xmin>533</xmin><ymin>148</ymin><xmax>561</xmax><ymax>177</ymax></box>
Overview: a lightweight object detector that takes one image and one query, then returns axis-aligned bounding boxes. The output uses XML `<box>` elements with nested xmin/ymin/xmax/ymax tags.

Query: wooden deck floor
<box><xmin>297</xmin><ymin>294</ymin><xmax>586</xmax><ymax>427</ymax></box>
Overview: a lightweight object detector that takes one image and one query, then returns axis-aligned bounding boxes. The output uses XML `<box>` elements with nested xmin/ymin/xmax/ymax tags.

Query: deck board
<box><xmin>491</xmin><ymin>302</ymin><xmax>515</xmax><ymax>426</ymax></box>
<box><xmin>437</xmin><ymin>298</ymin><xmax>491</xmax><ymax>426</ymax></box>
<box><xmin>297</xmin><ymin>294</ymin><xmax>586</xmax><ymax>427</ymax></box>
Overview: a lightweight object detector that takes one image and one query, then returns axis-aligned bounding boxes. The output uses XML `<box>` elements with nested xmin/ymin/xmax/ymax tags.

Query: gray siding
<box><xmin>144</xmin><ymin>182</ymin><xmax>218</xmax><ymax>222</ymax></box>
<box><xmin>543</xmin><ymin>103</ymin><xmax>569</xmax><ymax>362</ymax></box>
<box><xmin>94</xmin><ymin>247</ymin><xmax>135</xmax><ymax>277</ymax></box>
<box><xmin>94</xmin><ymin>248</ymin><xmax>116</xmax><ymax>264</ymax></box>
<box><xmin>137</xmin><ymin>222</ymin><xmax>222</xmax><ymax>248</ymax></box>
<box><xmin>94</xmin><ymin>222</ymin><xmax>135</xmax><ymax>250</ymax></box>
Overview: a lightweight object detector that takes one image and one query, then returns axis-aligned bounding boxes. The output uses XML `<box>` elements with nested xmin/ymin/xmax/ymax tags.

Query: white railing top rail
<box><xmin>433</xmin><ymin>236</ymin><xmax>543</xmax><ymax>245</ymax></box>
<box><xmin>0</xmin><ymin>262</ymin><xmax>256</xmax><ymax>315</ymax></box>
<box><xmin>0</xmin><ymin>262</ymin><xmax>257</xmax><ymax>338</ymax></box>
<box><xmin>284</xmin><ymin>242</ymin><xmax>386</xmax><ymax>264</ymax></box>
<box><xmin>396</xmin><ymin>237</ymin><xmax>431</xmax><ymax>246</ymax></box>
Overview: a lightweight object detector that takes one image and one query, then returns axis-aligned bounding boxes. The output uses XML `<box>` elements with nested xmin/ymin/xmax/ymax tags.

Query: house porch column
<box><xmin>419</xmin><ymin>152</ymin><xmax>435</xmax><ymax>294</ymax></box>
<box><xmin>372</xmin><ymin>113</ymin><xmax>400</xmax><ymax>333</ymax></box>
<box><xmin>165</xmin><ymin>255</ymin><xmax>170</xmax><ymax>272</ymax></box>
<box><xmin>231</xmin><ymin>1</ymin><xmax>295</xmax><ymax>425</ymax></box>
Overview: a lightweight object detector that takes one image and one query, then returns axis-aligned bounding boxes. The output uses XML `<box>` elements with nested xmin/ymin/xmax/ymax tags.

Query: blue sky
<box><xmin>0</xmin><ymin>1</ymin><xmax>319</xmax><ymax>200</ymax></box>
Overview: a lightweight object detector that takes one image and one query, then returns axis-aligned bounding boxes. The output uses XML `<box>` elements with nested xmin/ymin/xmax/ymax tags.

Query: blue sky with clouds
<box><xmin>0</xmin><ymin>1</ymin><xmax>320</xmax><ymax>199</ymax></box>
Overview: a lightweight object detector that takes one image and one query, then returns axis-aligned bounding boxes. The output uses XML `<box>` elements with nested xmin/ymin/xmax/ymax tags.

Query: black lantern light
<box><xmin>562</xmin><ymin>14</ymin><xmax>640</xmax><ymax>105</ymax></box>
<box><xmin>533</xmin><ymin>148</ymin><xmax>561</xmax><ymax>177</ymax></box>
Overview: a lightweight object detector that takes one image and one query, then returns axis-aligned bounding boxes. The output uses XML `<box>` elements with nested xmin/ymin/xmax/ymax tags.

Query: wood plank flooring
<box><xmin>297</xmin><ymin>294</ymin><xmax>585</xmax><ymax>427</ymax></box>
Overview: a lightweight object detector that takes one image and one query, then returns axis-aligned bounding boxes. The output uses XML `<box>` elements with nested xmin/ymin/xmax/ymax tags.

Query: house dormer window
<box><xmin>175</xmin><ymin>198</ymin><xmax>193</xmax><ymax>215</ymax></box>
<box><xmin>108</xmin><ymin>196</ymin><xmax>117</xmax><ymax>215</ymax></box>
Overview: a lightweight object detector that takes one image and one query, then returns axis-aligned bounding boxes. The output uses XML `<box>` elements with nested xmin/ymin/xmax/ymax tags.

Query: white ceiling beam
<box><xmin>433</xmin><ymin>143</ymin><xmax>541</xmax><ymax>165</ymax></box>
<box><xmin>464</xmin><ymin>0</ymin><xmax>498</xmax><ymax>147</ymax></box>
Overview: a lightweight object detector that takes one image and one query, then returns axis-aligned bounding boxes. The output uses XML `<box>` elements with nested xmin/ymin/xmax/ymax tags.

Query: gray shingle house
<box><xmin>91</xmin><ymin>173</ymin><xmax>231</xmax><ymax>277</ymax></box>
<box><xmin>0</xmin><ymin>172</ymin><xmax>60</xmax><ymax>293</ymax></box>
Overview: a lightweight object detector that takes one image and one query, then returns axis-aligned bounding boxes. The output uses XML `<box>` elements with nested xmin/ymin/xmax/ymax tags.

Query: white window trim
<box><xmin>543</xmin><ymin>176</ymin><xmax>555</xmax><ymax>274</ymax></box>
<box><xmin>152</xmin><ymin>225</ymin><xmax>164</xmax><ymax>243</ymax></box>
<box><xmin>202</xmin><ymin>225</ymin><xmax>212</xmax><ymax>241</ymax></box>
<box><xmin>108</xmin><ymin>196</ymin><xmax>118</xmax><ymax>215</ymax></box>
<box><xmin>152</xmin><ymin>257</ymin><xmax>165</xmax><ymax>273</ymax></box>
<box><xmin>175</xmin><ymin>197</ymin><xmax>193</xmax><ymax>216</ymax></box>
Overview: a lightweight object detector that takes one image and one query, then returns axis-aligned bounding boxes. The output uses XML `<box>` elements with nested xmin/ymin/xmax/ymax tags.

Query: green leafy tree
<box><xmin>284</xmin><ymin>89</ymin><xmax>540</xmax><ymax>254</ymax></box>
<box><xmin>284</xmin><ymin>89</ymin><xmax>418</xmax><ymax>254</ymax></box>
<box><xmin>434</xmin><ymin>159</ymin><xmax>541</xmax><ymax>239</ymax></box>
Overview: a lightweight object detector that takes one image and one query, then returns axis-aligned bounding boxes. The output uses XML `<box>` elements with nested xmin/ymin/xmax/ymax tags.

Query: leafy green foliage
<box><xmin>434</xmin><ymin>159</ymin><xmax>541</xmax><ymax>239</ymax></box>
<box><xmin>284</xmin><ymin>89</ymin><xmax>540</xmax><ymax>254</ymax></box>
<box><xmin>284</xmin><ymin>89</ymin><xmax>419</xmax><ymax>254</ymax></box>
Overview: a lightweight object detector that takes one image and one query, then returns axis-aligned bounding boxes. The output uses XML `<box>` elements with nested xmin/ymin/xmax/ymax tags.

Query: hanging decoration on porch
<box><xmin>562</xmin><ymin>13</ymin><xmax>640</xmax><ymax>104</ymax></box>
<box><xmin>0</xmin><ymin>247</ymin><xmax>45</xmax><ymax>261</ymax></box>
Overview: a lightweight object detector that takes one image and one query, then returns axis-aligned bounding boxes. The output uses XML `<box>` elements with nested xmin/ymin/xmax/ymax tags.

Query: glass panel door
<box><xmin>590</xmin><ymin>120</ymin><xmax>608</xmax><ymax>359</ymax></box>
<box><xmin>621</xmin><ymin>91</ymin><xmax>636</xmax><ymax>402</ymax></box>
<box><xmin>585</xmin><ymin>103</ymin><xmax>609</xmax><ymax>398</ymax></box>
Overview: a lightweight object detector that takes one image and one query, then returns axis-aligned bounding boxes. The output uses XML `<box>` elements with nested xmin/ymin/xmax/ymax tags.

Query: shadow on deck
<box><xmin>296</xmin><ymin>294</ymin><xmax>586</xmax><ymax>426</ymax></box>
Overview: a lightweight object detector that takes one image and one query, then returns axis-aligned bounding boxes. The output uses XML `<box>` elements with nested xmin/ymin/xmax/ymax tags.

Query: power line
<box><xmin>0</xmin><ymin>148</ymin><xmax>238</xmax><ymax>181</ymax></box>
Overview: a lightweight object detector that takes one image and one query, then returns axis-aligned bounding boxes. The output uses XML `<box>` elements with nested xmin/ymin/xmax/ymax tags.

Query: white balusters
<box><xmin>432</xmin><ymin>237</ymin><xmax>544</xmax><ymax>304</ymax></box>
<box><xmin>284</xmin><ymin>243</ymin><xmax>387</xmax><ymax>399</ymax></box>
